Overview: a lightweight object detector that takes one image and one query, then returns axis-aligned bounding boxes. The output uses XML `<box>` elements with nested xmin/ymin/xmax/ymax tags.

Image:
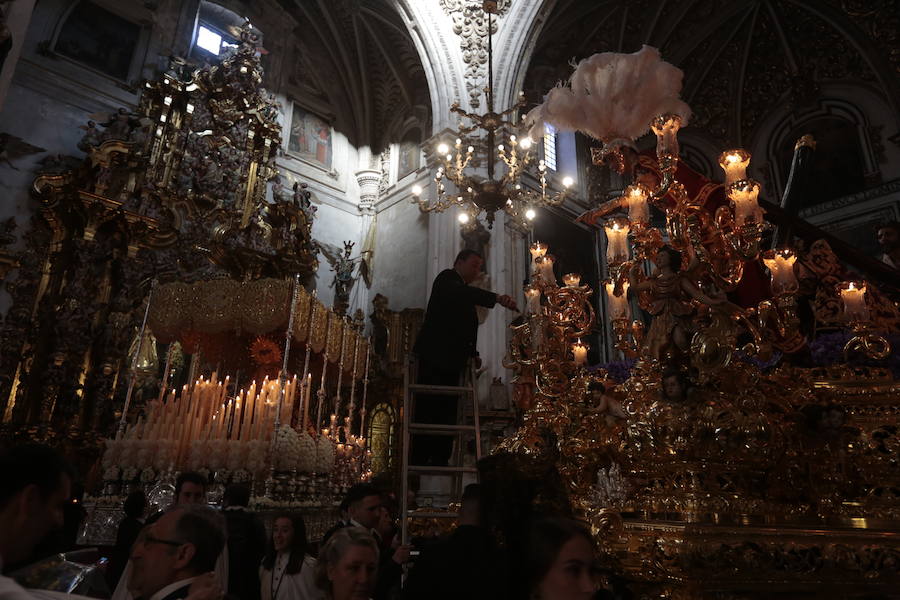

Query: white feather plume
<box><xmin>526</xmin><ymin>46</ymin><xmax>691</xmax><ymax>143</ymax></box>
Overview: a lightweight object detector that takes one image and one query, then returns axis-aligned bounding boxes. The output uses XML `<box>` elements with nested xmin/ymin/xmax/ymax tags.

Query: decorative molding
<box><xmin>438</xmin><ymin>0</ymin><xmax>510</xmax><ymax>109</ymax></box>
<box><xmin>798</xmin><ymin>178</ymin><xmax>900</xmax><ymax>218</ymax></box>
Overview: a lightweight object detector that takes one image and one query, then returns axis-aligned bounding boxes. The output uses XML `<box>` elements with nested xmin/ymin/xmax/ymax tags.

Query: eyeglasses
<box><xmin>138</xmin><ymin>533</ymin><xmax>185</xmax><ymax>548</ymax></box>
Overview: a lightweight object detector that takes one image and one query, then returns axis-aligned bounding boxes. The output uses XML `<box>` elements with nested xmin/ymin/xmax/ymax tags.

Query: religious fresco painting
<box><xmin>397</xmin><ymin>140</ymin><xmax>420</xmax><ymax>178</ymax></box>
<box><xmin>288</xmin><ymin>104</ymin><xmax>332</xmax><ymax>168</ymax></box>
<box><xmin>55</xmin><ymin>1</ymin><xmax>139</xmax><ymax>81</ymax></box>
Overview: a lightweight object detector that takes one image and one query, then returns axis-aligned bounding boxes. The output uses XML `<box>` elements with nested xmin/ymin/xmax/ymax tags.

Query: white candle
<box><xmin>624</xmin><ymin>184</ymin><xmax>649</xmax><ymax>226</ymax></box>
<box><xmin>839</xmin><ymin>281</ymin><xmax>869</xmax><ymax>322</ymax></box>
<box><xmin>572</xmin><ymin>341</ymin><xmax>588</xmax><ymax>366</ymax></box>
<box><xmin>604</xmin><ymin>218</ymin><xmax>631</xmax><ymax>266</ymax></box>
<box><xmin>525</xmin><ymin>285</ymin><xmax>541</xmax><ymax>314</ymax></box>
<box><xmin>729</xmin><ymin>181</ymin><xmax>761</xmax><ymax>227</ymax></box>
<box><xmin>539</xmin><ymin>255</ymin><xmax>556</xmax><ymax>284</ymax></box>
<box><xmin>529</xmin><ymin>242</ymin><xmax>548</xmax><ymax>280</ymax></box>
<box><xmin>605</xmin><ymin>280</ymin><xmax>630</xmax><ymax>320</ymax></box>
<box><xmin>718</xmin><ymin>149</ymin><xmax>751</xmax><ymax>185</ymax></box>
<box><xmin>762</xmin><ymin>249</ymin><xmax>798</xmax><ymax>296</ymax></box>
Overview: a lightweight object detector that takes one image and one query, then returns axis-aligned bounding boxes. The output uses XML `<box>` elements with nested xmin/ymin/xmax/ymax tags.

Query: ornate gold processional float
<box><xmin>498</xmin><ymin>47</ymin><xmax>900</xmax><ymax>598</ymax></box>
<box><xmin>0</xmin><ymin>23</ymin><xmax>375</xmax><ymax>542</ymax></box>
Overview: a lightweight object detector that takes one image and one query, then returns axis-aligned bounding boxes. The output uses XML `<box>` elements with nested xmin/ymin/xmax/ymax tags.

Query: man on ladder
<box><xmin>401</xmin><ymin>249</ymin><xmax>518</xmax><ymax>547</ymax></box>
<box><xmin>411</xmin><ymin>249</ymin><xmax>518</xmax><ymax>467</ymax></box>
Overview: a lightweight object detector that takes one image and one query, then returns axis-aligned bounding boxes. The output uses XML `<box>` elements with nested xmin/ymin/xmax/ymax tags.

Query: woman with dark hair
<box><xmin>260</xmin><ymin>514</ymin><xmax>322</xmax><ymax>600</ymax></box>
<box><xmin>525</xmin><ymin>517</ymin><xmax>600</xmax><ymax>600</ymax></box>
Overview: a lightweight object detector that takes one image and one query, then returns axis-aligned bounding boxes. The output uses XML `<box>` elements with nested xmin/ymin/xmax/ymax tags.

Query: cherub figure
<box><xmin>77</xmin><ymin>121</ymin><xmax>101</xmax><ymax>152</ymax></box>
<box><xmin>630</xmin><ymin>245</ymin><xmax>729</xmax><ymax>362</ymax></box>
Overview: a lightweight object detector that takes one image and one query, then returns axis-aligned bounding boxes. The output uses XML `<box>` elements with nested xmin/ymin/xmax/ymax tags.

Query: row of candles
<box><xmin>119</xmin><ymin>367</ymin><xmax>373</xmax><ymax>452</ymax></box>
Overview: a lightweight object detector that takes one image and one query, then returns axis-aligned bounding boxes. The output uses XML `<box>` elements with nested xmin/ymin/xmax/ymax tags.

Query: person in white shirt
<box><xmin>0</xmin><ymin>445</ymin><xmax>73</xmax><ymax>600</ymax></box>
<box><xmin>129</xmin><ymin>505</ymin><xmax>225</xmax><ymax>600</ymax></box>
<box><xmin>260</xmin><ymin>514</ymin><xmax>321</xmax><ymax>600</ymax></box>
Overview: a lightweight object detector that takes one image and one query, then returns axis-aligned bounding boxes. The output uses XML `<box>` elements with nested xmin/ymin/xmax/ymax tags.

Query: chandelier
<box><xmin>410</xmin><ymin>0</ymin><xmax>573</xmax><ymax>228</ymax></box>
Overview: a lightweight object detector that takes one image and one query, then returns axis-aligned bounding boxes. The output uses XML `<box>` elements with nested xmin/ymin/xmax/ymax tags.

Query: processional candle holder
<box><xmin>838</xmin><ymin>281</ymin><xmax>891</xmax><ymax>361</ymax></box>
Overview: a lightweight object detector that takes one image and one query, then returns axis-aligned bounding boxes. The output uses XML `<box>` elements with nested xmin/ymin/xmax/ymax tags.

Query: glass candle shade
<box><xmin>572</xmin><ymin>341</ymin><xmax>588</xmax><ymax>366</ymax></box>
<box><xmin>562</xmin><ymin>273</ymin><xmax>581</xmax><ymax>287</ymax></box>
<box><xmin>624</xmin><ymin>184</ymin><xmax>650</xmax><ymax>226</ymax></box>
<box><xmin>525</xmin><ymin>285</ymin><xmax>541</xmax><ymax>314</ymax></box>
<box><xmin>540</xmin><ymin>255</ymin><xmax>556</xmax><ymax>284</ymax></box>
<box><xmin>530</xmin><ymin>241</ymin><xmax>548</xmax><ymax>280</ymax></box>
<box><xmin>762</xmin><ymin>249</ymin><xmax>798</xmax><ymax>296</ymax></box>
<box><xmin>729</xmin><ymin>180</ymin><xmax>761</xmax><ymax>227</ymax></box>
<box><xmin>718</xmin><ymin>149</ymin><xmax>751</xmax><ymax>185</ymax></box>
<box><xmin>604</xmin><ymin>217</ymin><xmax>631</xmax><ymax>266</ymax></box>
<box><xmin>651</xmin><ymin>114</ymin><xmax>682</xmax><ymax>159</ymax></box>
<box><xmin>604</xmin><ymin>280</ymin><xmax>630</xmax><ymax>320</ymax></box>
<box><xmin>838</xmin><ymin>281</ymin><xmax>869</xmax><ymax>322</ymax></box>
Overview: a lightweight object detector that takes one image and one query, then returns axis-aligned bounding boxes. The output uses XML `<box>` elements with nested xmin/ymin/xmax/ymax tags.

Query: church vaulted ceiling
<box><xmin>525</xmin><ymin>0</ymin><xmax>900</xmax><ymax>153</ymax></box>
<box><xmin>276</xmin><ymin>0</ymin><xmax>431</xmax><ymax>150</ymax></box>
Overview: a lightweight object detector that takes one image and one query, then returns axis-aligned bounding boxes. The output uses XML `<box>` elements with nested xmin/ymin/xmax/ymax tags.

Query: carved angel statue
<box><xmin>630</xmin><ymin>245</ymin><xmax>736</xmax><ymax>362</ymax></box>
<box><xmin>319</xmin><ymin>240</ymin><xmax>359</xmax><ymax>314</ymax></box>
<box><xmin>77</xmin><ymin>121</ymin><xmax>102</xmax><ymax>152</ymax></box>
<box><xmin>89</xmin><ymin>108</ymin><xmax>150</xmax><ymax>141</ymax></box>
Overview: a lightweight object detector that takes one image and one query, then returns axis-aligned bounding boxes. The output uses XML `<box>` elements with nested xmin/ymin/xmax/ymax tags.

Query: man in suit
<box><xmin>412</xmin><ymin>249</ymin><xmax>518</xmax><ymax>465</ymax></box>
<box><xmin>129</xmin><ymin>505</ymin><xmax>225</xmax><ymax>600</ymax></box>
<box><xmin>402</xmin><ymin>484</ymin><xmax>503</xmax><ymax>600</ymax></box>
<box><xmin>221</xmin><ymin>485</ymin><xmax>265</xmax><ymax>600</ymax></box>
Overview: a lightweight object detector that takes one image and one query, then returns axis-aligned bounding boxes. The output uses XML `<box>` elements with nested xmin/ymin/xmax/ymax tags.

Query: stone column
<box><xmin>0</xmin><ymin>0</ymin><xmax>37</xmax><ymax>112</ymax></box>
<box><xmin>355</xmin><ymin>168</ymin><xmax>380</xmax><ymax>323</ymax></box>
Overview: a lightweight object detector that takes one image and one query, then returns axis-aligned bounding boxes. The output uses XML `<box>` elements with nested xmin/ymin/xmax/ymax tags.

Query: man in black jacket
<box><xmin>221</xmin><ymin>485</ymin><xmax>266</xmax><ymax>600</ymax></box>
<box><xmin>412</xmin><ymin>249</ymin><xmax>517</xmax><ymax>466</ymax></box>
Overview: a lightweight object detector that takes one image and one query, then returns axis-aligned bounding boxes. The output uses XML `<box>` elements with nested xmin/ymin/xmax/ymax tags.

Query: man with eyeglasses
<box><xmin>113</xmin><ymin>472</ymin><xmax>228</xmax><ymax>600</ymax></box>
<box><xmin>129</xmin><ymin>505</ymin><xmax>225</xmax><ymax>600</ymax></box>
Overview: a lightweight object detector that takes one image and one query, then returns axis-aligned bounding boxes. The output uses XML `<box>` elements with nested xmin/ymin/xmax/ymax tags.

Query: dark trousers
<box><xmin>410</xmin><ymin>357</ymin><xmax>464</xmax><ymax>466</ymax></box>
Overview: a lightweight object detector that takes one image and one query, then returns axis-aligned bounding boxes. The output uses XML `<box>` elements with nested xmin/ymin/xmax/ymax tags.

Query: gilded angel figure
<box><xmin>630</xmin><ymin>246</ymin><xmax>731</xmax><ymax>361</ymax></box>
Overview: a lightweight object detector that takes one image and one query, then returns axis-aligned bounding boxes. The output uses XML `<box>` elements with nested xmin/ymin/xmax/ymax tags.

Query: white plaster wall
<box><xmin>370</xmin><ymin>187</ymin><xmax>429</xmax><ymax>311</ymax></box>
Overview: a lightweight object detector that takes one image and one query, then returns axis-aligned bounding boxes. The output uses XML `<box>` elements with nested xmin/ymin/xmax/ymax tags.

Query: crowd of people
<box><xmin>0</xmin><ymin>444</ymin><xmax>620</xmax><ymax>600</ymax></box>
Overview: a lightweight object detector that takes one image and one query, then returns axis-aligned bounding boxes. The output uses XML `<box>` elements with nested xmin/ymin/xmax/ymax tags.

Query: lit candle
<box><xmin>562</xmin><ymin>273</ymin><xmax>581</xmax><ymax>288</ymax></box>
<box><xmin>530</xmin><ymin>242</ymin><xmax>548</xmax><ymax>280</ymax></box>
<box><xmin>572</xmin><ymin>340</ymin><xmax>588</xmax><ymax>366</ymax></box>
<box><xmin>538</xmin><ymin>255</ymin><xmax>556</xmax><ymax>284</ymax></box>
<box><xmin>624</xmin><ymin>184</ymin><xmax>649</xmax><ymax>226</ymax></box>
<box><xmin>604</xmin><ymin>280</ymin><xmax>630</xmax><ymax>320</ymax></box>
<box><xmin>525</xmin><ymin>285</ymin><xmax>541</xmax><ymax>314</ymax></box>
<box><xmin>729</xmin><ymin>180</ymin><xmax>761</xmax><ymax>227</ymax></box>
<box><xmin>604</xmin><ymin>218</ymin><xmax>631</xmax><ymax>266</ymax></box>
<box><xmin>762</xmin><ymin>249</ymin><xmax>798</xmax><ymax>296</ymax></box>
<box><xmin>839</xmin><ymin>281</ymin><xmax>869</xmax><ymax>322</ymax></box>
<box><xmin>718</xmin><ymin>149</ymin><xmax>751</xmax><ymax>185</ymax></box>
<box><xmin>651</xmin><ymin>114</ymin><xmax>682</xmax><ymax>159</ymax></box>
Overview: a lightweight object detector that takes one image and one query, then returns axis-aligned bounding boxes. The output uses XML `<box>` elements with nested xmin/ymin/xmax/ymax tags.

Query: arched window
<box><xmin>54</xmin><ymin>1</ymin><xmax>140</xmax><ymax>81</ymax></box>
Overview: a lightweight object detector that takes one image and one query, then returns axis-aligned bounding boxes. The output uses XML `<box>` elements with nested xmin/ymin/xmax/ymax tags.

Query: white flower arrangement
<box><xmin>315</xmin><ymin>435</ymin><xmax>335</xmax><ymax>473</ymax></box>
<box><xmin>272</xmin><ymin>427</ymin><xmax>302</xmax><ymax>471</ymax></box>
<box><xmin>297</xmin><ymin>431</ymin><xmax>317</xmax><ymax>472</ymax></box>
